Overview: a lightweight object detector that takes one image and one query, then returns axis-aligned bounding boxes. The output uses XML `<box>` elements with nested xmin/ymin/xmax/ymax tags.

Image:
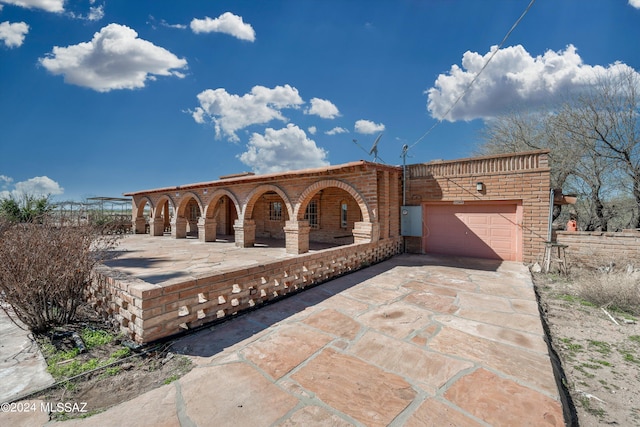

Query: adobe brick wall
<box><xmin>556</xmin><ymin>230</ymin><xmax>640</xmax><ymax>267</ymax></box>
<box><xmin>404</xmin><ymin>151</ymin><xmax>551</xmax><ymax>263</ymax></box>
<box><xmin>129</xmin><ymin>162</ymin><xmax>402</xmax><ymax>233</ymax></box>
<box><xmin>87</xmin><ymin>237</ymin><xmax>403</xmax><ymax>344</ymax></box>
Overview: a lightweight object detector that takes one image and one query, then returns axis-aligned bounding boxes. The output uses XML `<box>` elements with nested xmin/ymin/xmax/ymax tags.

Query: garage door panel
<box><xmin>424</xmin><ymin>204</ymin><xmax>519</xmax><ymax>261</ymax></box>
<box><xmin>468</xmin><ymin>216</ymin><xmax>490</xmax><ymax>226</ymax></box>
<box><xmin>491</xmin><ymin>228</ymin><xmax>512</xmax><ymax>238</ymax></box>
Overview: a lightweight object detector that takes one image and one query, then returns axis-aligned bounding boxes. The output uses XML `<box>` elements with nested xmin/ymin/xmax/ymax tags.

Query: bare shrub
<box><xmin>0</xmin><ymin>219</ymin><xmax>119</xmax><ymax>332</ymax></box>
<box><xmin>574</xmin><ymin>266</ymin><xmax>640</xmax><ymax>315</ymax></box>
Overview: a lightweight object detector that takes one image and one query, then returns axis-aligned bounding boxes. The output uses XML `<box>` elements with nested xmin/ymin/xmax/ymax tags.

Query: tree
<box><xmin>478</xmin><ymin>67</ymin><xmax>640</xmax><ymax>231</ymax></box>
<box><xmin>0</xmin><ymin>194</ymin><xmax>52</xmax><ymax>223</ymax></box>
<box><xmin>479</xmin><ymin>110</ymin><xmax>583</xmax><ymax>189</ymax></box>
<box><xmin>554</xmin><ymin>66</ymin><xmax>640</xmax><ymax>229</ymax></box>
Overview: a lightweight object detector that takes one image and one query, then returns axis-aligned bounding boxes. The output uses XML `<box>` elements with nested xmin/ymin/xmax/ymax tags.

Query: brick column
<box><xmin>171</xmin><ymin>217</ymin><xmax>187</xmax><ymax>238</ymax></box>
<box><xmin>353</xmin><ymin>221</ymin><xmax>380</xmax><ymax>244</ymax></box>
<box><xmin>234</xmin><ymin>219</ymin><xmax>256</xmax><ymax>247</ymax></box>
<box><xmin>198</xmin><ymin>217</ymin><xmax>217</xmax><ymax>242</ymax></box>
<box><xmin>284</xmin><ymin>220</ymin><xmax>310</xmax><ymax>255</ymax></box>
<box><xmin>134</xmin><ymin>217</ymin><xmax>146</xmax><ymax>234</ymax></box>
<box><xmin>149</xmin><ymin>216</ymin><xmax>164</xmax><ymax>236</ymax></box>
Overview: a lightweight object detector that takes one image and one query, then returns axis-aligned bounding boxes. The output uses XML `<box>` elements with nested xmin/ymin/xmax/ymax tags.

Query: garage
<box><xmin>423</xmin><ymin>202</ymin><xmax>522</xmax><ymax>261</ymax></box>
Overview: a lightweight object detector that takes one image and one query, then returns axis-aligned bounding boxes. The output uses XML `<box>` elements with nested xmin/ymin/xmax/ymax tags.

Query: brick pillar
<box><xmin>234</xmin><ymin>219</ymin><xmax>256</xmax><ymax>247</ymax></box>
<box><xmin>353</xmin><ymin>221</ymin><xmax>380</xmax><ymax>244</ymax></box>
<box><xmin>198</xmin><ymin>217</ymin><xmax>217</xmax><ymax>242</ymax></box>
<box><xmin>149</xmin><ymin>216</ymin><xmax>164</xmax><ymax>236</ymax></box>
<box><xmin>380</xmin><ymin>170</ymin><xmax>389</xmax><ymax>239</ymax></box>
<box><xmin>172</xmin><ymin>217</ymin><xmax>187</xmax><ymax>238</ymax></box>
<box><xmin>284</xmin><ymin>220</ymin><xmax>310</xmax><ymax>255</ymax></box>
<box><xmin>134</xmin><ymin>217</ymin><xmax>146</xmax><ymax>234</ymax></box>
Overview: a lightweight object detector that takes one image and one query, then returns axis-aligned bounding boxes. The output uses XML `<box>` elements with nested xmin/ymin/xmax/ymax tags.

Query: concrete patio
<box><xmin>2</xmin><ymin>235</ymin><xmax>565</xmax><ymax>426</ymax></box>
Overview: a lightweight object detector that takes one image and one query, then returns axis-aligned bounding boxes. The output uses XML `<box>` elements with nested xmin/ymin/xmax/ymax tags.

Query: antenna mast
<box><xmin>401</xmin><ymin>144</ymin><xmax>408</xmax><ymax>205</ymax></box>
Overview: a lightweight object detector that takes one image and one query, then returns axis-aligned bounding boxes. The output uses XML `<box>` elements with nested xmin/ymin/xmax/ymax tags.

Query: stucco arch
<box><xmin>204</xmin><ymin>189</ymin><xmax>241</xmax><ymax>219</ymax></box>
<box><xmin>242</xmin><ymin>184</ymin><xmax>293</xmax><ymax>221</ymax></box>
<box><xmin>294</xmin><ymin>179</ymin><xmax>372</xmax><ymax>222</ymax></box>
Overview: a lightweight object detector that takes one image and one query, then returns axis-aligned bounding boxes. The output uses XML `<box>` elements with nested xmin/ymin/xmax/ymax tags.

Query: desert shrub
<box><xmin>0</xmin><ymin>194</ymin><xmax>52</xmax><ymax>223</ymax></box>
<box><xmin>0</xmin><ymin>219</ymin><xmax>119</xmax><ymax>332</ymax></box>
<box><xmin>574</xmin><ymin>266</ymin><xmax>640</xmax><ymax>315</ymax></box>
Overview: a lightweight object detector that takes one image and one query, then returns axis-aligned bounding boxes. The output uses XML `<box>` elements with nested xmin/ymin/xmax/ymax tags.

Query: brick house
<box><xmin>93</xmin><ymin>149</ymin><xmax>550</xmax><ymax>343</ymax></box>
<box><xmin>125</xmin><ymin>149</ymin><xmax>550</xmax><ymax>264</ymax></box>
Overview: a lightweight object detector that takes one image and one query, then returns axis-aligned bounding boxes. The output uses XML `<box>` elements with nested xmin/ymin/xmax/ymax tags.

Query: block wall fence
<box><xmin>87</xmin><ymin>238</ymin><xmax>402</xmax><ymax>344</ymax></box>
<box><xmin>556</xmin><ymin>230</ymin><xmax>640</xmax><ymax>267</ymax></box>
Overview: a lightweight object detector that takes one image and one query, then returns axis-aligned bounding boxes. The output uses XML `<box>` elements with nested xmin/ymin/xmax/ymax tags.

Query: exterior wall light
<box><xmin>476</xmin><ymin>182</ymin><xmax>484</xmax><ymax>192</ymax></box>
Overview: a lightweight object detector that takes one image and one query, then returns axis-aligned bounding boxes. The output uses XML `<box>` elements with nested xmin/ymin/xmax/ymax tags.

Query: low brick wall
<box><xmin>87</xmin><ymin>238</ymin><xmax>403</xmax><ymax>344</ymax></box>
<box><xmin>556</xmin><ymin>230</ymin><xmax>640</xmax><ymax>267</ymax></box>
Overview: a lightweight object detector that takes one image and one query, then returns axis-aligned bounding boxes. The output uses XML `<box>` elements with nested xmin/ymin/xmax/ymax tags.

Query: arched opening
<box><xmin>240</xmin><ymin>185</ymin><xmax>293</xmax><ymax>248</ymax></box>
<box><xmin>151</xmin><ymin>196</ymin><xmax>175</xmax><ymax>236</ymax></box>
<box><xmin>134</xmin><ymin>198</ymin><xmax>152</xmax><ymax>234</ymax></box>
<box><xmin>253</xmin><ymin>190</ymin><xmax>290</xmax><ymax>245</ymax></box>
<box><xmin>299</xmin><ymin>187</ymin><xmax>364</xmax><ymax>247</ymax></box>
<box><xmin>201</xmin><ymin>192</ymin><xmax>241</xmax><ymax>242</ymax></box>
<box><xmin>175</xmin><ymin>193</ymin><xmax>203</xmax><ymax>239</ymax></box>
<box><xmin>293</xmin><ymin>179</ymin><xmax>374</xmax><ymax>253</ymax></box>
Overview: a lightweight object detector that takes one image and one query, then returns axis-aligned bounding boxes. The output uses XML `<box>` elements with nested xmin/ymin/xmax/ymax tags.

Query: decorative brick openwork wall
<box><xmin>556</xmin><ymin>230</ymin><xmax>640</xmax><ymax>267</ymax></box>
<box><xmin>405</xmin><ymin>150</ymin><xmax>551</xmax><ymax>263</ymax></box>
<box><xmin>87</xmin><ymin>238</ymin><xmax>402</xmax><ymax>344</ymax></box>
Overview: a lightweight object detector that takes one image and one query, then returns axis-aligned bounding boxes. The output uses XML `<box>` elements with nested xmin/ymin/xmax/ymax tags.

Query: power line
<box><xmin>408</xmin><ymin>0</ymin><xmax>537</xmax><ymax>151</ymax></box>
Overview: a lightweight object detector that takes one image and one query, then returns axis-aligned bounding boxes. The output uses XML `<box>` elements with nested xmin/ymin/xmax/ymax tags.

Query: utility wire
<box><xmin>408</xmin><ymin>0</ymin><xmax>537</xmax><ymax>151</ymax></box>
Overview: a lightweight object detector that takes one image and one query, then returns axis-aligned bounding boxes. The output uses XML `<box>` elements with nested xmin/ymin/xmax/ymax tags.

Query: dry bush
<box><xmin>574</xmin><ymin>265</ymin><xmax>640</xmax><ymax>315</ymax></box>
<box><xmin>0</xmin><ymin>218</ymin><xmax>119</xmax><ymax>332</ymax></box>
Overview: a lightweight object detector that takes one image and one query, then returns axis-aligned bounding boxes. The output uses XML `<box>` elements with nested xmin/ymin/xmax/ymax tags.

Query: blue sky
<box><xmin>1</xmin><ymin>0</ymin><xmax>639</xmax><ymax>201</ymax></box>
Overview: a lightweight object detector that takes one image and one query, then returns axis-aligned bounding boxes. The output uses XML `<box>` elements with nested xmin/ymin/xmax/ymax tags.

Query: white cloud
<box><xmin>0</xmin><ymin>175</ymin><xmax>64</xmax><ymax>199</ymax></box>
<box><xmin>325</xmin><ymin>126</ymin><xmax>349</xmax><ymax>135</ymax></box>
<box><xmin>630</xmin><ymin>0</ymin><xmax>640</xmax><ymax>9</ymax></box>
<box><xmin>426</xmin><ymin>44</ymin><xmax>636</xmax><ymax>122</ymax></box>
<box><xmin>39</xmin><ymin>23</ymin><xmax>187</xmax><ymax>92</ymax></box>
<box><xmin>148</xmin><ymin>15</ymin><xmax>187</xmax><ymax>30</ymax></box>
<box><xmin>15</xmin><ymin>176</ymin><xmax>63</xmax><ymax>196</ymax></box>
<box><xmin>190</xmin><ymin>12</ymin><xmax>255</xmax><ymax>41</ymax></box>
<box><xmin>0</xmin><ymin>175</ymin><xmax>13</xmax><ymax>188</ymax></box>
<box><xmin>0</xmin><ymin>0</ymin><xmax>64</xmax><ymax>12</ymax></box>
<box><xmin>161</xmin><ymin>21</ymin><xmax>186</xmax><ymax>30</ymax></box>
<box><xmin>66</xmin><ymin>2</ymin><xmax>105</xmax><ymax>21</ymax></box>
<box><xmin>0</xmin><ymin>21</ymin><xmax>28</xmax><ymax>48</ymax></box>
<box><xmin>193</xmin><ymin>84</ymin><xmax>304</xmax><ymax>141</ymax></box>
<box><xmin>307</xmin><ymin>126</ymin><xmax>317</xmax><ymax>135</ymax></box>
<box><xmin>304</xmin><ymin>97</ymin><xmax>340</xmax><ymax>119</ymax></box>
<box><xmin>238</xmin><ymin>124</ymin><xmax>329</xmax><ymax>174</ymax></box>
<box><xmin>355</xmin><ymin>119</ymin><xmax>385</xmax><ymax>134</ymax></box>
<box><xmin>87</xmin><ymin>5</ymin><xmax>104</xmax><ymax>21</ymax></box>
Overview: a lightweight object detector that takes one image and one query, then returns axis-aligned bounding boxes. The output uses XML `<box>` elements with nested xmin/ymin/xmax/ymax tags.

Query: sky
<box><xmin>1</xmin><ymin>0</ymin><xmax>639</xmax><ymax>202</ymax></box>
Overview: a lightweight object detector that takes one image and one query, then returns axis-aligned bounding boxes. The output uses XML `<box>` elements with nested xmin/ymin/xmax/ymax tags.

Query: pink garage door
<box><xmin>423</xmin><ymin>203</ymin><xmax>521</xmax><ymax>261</ymax></box>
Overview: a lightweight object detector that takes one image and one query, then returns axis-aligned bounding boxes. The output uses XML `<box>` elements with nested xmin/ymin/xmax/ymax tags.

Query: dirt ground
<box><xmin>29</xmin><ymin>306</ymin><xmax>193</xmax><ymax>421</ymax></box>
<box><xmin>535</xmin><ymin>274</ymin><xmax>640</xmax><ymax>426</ymax></box>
